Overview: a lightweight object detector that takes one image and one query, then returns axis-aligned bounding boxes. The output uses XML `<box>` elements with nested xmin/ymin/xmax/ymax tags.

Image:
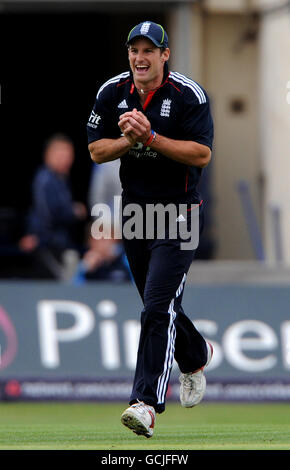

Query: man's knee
<box><xmin>142</xmin><ymin>302</ymin><xmax>174</xmax><ymax>326</ymax></box>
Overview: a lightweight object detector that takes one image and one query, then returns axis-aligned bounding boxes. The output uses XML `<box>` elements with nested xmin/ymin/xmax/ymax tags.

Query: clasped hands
<box><xmin>118</xmin><ymin>108</ymin><xmax>152</xmax><ymax>146</ymax></box>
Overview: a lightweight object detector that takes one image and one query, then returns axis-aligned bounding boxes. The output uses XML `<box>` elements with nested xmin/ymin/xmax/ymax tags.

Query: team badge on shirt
<box><xmin>160</xmin><ymin>99</ymin><xmax>172</xmax><ymax>117</ymax></box>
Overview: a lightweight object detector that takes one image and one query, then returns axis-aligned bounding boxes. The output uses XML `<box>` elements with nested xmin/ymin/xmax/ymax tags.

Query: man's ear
<box><xmin>162</xmin><ymin>47</ymin><xmax>170</xmax><ymax>63</ymax></box>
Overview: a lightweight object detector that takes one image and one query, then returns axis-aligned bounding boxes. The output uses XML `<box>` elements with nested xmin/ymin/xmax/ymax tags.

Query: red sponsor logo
<box><xmin>0</xmin><ymin>305</ymin><xmax>18</xmax><ymax>370</ymax></box>
<box><xmin>5</xmin><ymin>380</ymin><xmax>21</xmax><ymax>397</ymax></box>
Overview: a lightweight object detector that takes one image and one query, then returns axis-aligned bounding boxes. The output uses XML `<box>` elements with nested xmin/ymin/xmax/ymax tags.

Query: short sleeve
<box><xmin>87</xmin><ymin>85</ymin><xmax>118</xmax><ymax>144</ymax></box>
<box><xmin>181</xmin><ymin>88</ymin><xmax>214</xmax><ymax>150</ymax></box>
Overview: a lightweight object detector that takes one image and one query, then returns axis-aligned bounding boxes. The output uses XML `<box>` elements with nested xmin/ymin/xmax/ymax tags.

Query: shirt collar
<box><xmin>129</xmin><ymin>62</ymin><xmax>169</xmax><ymax>94</ymax></box>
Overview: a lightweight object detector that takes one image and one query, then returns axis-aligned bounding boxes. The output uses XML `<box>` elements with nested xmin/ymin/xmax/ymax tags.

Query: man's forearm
<box><xmin>88</xmin><ymin>137</ymin><xmax>132</xmax><ymax>164</ymax></box>
<box><xmin>150</xmin><ymin>133</ymin><xmax>211</xmax><ymax>168</ymax></box>
<box><xmin>119</xmin><ymin>111</ymin><xmax>211</xmax><ymax>168</ymax></box>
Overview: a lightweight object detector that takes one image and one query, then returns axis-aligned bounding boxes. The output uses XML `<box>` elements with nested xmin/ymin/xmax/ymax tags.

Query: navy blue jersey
<box><xmin>27</xmin><ymin>166</ymin><xmax>77</xmax><ymax>250</ymax></box>
<box><xmin>87</xmin><ymin>66</ymin><xmax>214</xmax><ymax>204</ymax></box>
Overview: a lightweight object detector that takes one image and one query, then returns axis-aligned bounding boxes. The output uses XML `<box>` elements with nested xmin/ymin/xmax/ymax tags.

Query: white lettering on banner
<box><xmin>281</xmin><ymin>321</ymin><xmax>290</xmax><ymax>369</ymax></box>
<box><xmin>37</xmin><ymin>300</ymin><xmax>95</xmax><ymax>368</ymax></box>
<box><xmin>223</xmin><ymin>320</ymin><xmax>278</xmax><ymax>372</ymax></box>
<box><xmin>97</xmin><ymin>300</ymin><xmax>117</xmax><ymax>318</ymax></box>
<box><xmin>123</xmin><ymin>320</ymin><xmax>141</xmax><ymax>369</ymax></box>
<box><xmin>97</xmin><ymin>299</ymin><xmax>120</xmax><ymax>369</ymax></box>
<box><xmin>35</xmin><ymin>298</ymin><xmax>290</xmax><ymax>374</ymax></box>
<box><xmin>194</xmin><ymin>319</ymin><xmax>223</xmax><ymax>371</ymax></box>
<box><xmin>99</xmin><ymin>321</ymin><xmax>120</xmax><ymax>369</ymax></box>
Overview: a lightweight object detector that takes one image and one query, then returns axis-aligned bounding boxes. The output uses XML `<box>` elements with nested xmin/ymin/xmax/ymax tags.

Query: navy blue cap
<box><xmin>126</xmin><ymin>21</ymin><xmax>169</xmax><ymax>48</ymax></box>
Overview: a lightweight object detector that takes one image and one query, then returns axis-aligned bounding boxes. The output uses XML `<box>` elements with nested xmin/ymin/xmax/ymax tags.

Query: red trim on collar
<box><xmin>167</xmin><ymin>80</ymin><xmax>181</xmax><ymax>92</ymax></box>
<box><xmin>129</xmin><ymin>73</ymin><xmax>174</xmax><ymax>110</ymax></box>
<box><xmin>142</xmin><ymin>73</ymin><xmax>171</xmax><ymax>111</ymax></box>
<box><xmin>117</xmin><ymin>78</ymin><xmax>130</xmax><ymax>87</ymax></box>
<box><xmin>142</xmin><ymin>91</ymin><xmax>155</xmax><ymax>111</ymax></box>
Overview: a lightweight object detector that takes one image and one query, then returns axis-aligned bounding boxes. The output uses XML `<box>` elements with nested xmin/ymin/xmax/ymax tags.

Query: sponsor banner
<box><xmin>1</xmin><ymin>378</ymin><xmax>290</xmax><ymax>402</ymax></box>
<box><xmin>1</xmin><ymin>281</ymin><xmax>290</xmax><ymax>401</ymax></box>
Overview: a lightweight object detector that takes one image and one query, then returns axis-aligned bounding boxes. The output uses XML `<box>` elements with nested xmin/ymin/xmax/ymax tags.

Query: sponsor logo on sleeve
<box><xmin>87</xmin><ymin>110</ymin><xmax>102</xmax><ymax>129</ymax></box>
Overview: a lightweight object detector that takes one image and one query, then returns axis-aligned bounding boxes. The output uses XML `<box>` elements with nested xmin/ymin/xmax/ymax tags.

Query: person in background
<box><xmin>88</xmin><ymin>159</ymin><xmax>122</xmax><ymax>212</ymax></box>
<box><xmin>19</xmin><ymin>133</ymin><xmax>87</xmax><ymax>279</ymax></box>
<box><xmin>71</xmin><ymin>223</ymin><xmax>131</xmax><ymax>284</ymax></box>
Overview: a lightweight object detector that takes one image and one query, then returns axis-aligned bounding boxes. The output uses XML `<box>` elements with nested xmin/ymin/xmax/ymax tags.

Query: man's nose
<box><xmin>136</xmin><ymin>51</ymin><xmax>145</xmax><ymax>61</ymax></box>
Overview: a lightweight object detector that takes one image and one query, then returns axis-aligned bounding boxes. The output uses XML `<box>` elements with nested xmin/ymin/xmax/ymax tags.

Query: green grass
<box><xmin>0</xmin><ymin>402</ymin><xmax>289</xmax><ymax>450</ymax></box>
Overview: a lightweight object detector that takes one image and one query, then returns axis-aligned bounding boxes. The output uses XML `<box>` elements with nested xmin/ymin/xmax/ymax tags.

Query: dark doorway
<box><xmin>0</xmin><ymin>11</ymin><xmax>166</xmax><ymax>275</ymax></box>
<box><xmin>0</xmin><ymin>11</ymin><xmax>166</xmax><ymax>210</ymax></box>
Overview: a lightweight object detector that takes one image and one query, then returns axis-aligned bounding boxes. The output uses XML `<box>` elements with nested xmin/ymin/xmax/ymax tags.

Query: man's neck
<box><xmin>134</xmin><ymin>77</ymin><xmax>163</xmax><ymax>105</ymax></box>
<box><xmin>135</xmin><ymin>78</ymin><xmax>162</xmax><ymax>94</ymax></box>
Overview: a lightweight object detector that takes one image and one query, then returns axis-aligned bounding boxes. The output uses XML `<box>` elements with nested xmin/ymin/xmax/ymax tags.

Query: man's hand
<box><xmin>19</xmin><ymin>234</ymin><xmax>39</xmax><ymax>252</ymax></box>
<box><xmin>118</xmin><ymin>108</ymin><xmax>151</xmax><ymax>145</ymax></box>
<box><xmin>73</xmin><ymin>202</ymin><xmax>87</xmax><ymax>220</ymax></box>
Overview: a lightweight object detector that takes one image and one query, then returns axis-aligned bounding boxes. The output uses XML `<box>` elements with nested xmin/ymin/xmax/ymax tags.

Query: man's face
<box><xmin>45</xmin><ymin>141</ymin><xmax>74</xmax><ymax>175</ymax></box>
<box><xmin>128</xmin><ymin>37</ymin><xmax>170</xmax><ymax>87</ymax></box>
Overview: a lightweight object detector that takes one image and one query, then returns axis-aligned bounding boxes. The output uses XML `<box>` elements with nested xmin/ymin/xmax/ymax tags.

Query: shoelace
<box><xmin>182</xmin><ymin>373</ymin><xmax>204</xmax><ymax>391</ymax></box>
<box><xmin>134</xmin><ymin>400</ymin><xmax>155</xmax><ymax>413</ymax></box>
<box><xmin>131</xmin><ymin>400</ymin><xmax>147</xmax><ymax>413</ymax></box>
<box><xmin>181</xmin><ymin>374</ymin><xmax>195</xmax><ymax>390</ymax></box>
<box><xmin>136</xmin><ymin>399</ymin><xmax>146</xmax><ymax>407</ymax></box>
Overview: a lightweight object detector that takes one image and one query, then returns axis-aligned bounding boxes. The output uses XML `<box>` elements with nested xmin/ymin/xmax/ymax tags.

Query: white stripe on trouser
<box><xmin>156</xmin><ymin>273</ymin><xmax>187</xmax><ymax>404</ymax></box>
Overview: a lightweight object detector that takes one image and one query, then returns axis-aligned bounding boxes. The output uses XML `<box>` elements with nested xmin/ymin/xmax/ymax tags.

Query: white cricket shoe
<box><xmin>179</xmin><ymin>342</ymin><xmax>213</xmax><ymax>408</ymax></box>
<box><xmin>121</xmin><ymin>401</ymin><xmax>156</xmax><ymax>438</ymax></box>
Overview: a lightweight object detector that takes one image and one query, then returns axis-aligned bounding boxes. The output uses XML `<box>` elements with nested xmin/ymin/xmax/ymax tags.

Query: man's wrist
<box><xmin>144</xmin><ymin>130</ymin><xmax>156</xmax><ymax>146</ymax></box>
<box><xmin>121</xmin><ymin>134</ymin><xmax>137</xmax><ymax>148</ymax></box>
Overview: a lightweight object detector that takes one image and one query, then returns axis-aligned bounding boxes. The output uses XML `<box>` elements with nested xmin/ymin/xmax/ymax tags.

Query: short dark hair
<box><xmin>127</xmin><ymin>43</ymin><xmax>166</xmax><ymax>54</ymax></box>
<box><xmin>43</xmin><ymin>133</ymin><xmax>73</xmax><ymax>153</ymax></box>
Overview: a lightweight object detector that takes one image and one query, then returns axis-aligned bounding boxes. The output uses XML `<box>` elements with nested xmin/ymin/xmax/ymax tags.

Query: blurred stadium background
<box><xmin>0</xmin><ymin>0</ymin><xmax>290</xmax><ymax>429</ymax></box>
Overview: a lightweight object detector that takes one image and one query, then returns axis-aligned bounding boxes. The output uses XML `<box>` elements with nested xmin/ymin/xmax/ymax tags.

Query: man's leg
<box><xmin>128</xmin><ymin>238</ymin><xmax>200</xmax><ymax>414</ymax></box>
<box><xmin>122</xmin><ymin>236</ymin><xmax>149</xmax><ymax>301</ymax></box>
<box><xmin>174</xmin><ymin>305</ymin><xmax>208</xmax><ymax>373</ymax></box>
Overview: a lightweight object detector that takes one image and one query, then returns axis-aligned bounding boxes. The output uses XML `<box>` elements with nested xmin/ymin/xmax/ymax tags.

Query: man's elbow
<box><xmin>192</xmin><ymin>147</ymin><xmax>212</xmax><ymax>168</ymax></box>
<box><xmin>89</xmin><ymin>151</ymin><xmax>104</xmax><ymax>165</ymax></box>
<box><xmin>88</xmin><ymin>142</ymin><xmax>105</xmax><ymax>164</ymax></box>
<box><xmin>199</xmin><ymin>151</ymin><xmax>211</xmax><ymax>168</ymax></box>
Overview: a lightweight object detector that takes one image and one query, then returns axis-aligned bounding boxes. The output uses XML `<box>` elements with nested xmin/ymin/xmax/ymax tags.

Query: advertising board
<box><xmin>0</xmin><ymin>282</ymin><xmax>289</xmax><ymax>401</ymax></box>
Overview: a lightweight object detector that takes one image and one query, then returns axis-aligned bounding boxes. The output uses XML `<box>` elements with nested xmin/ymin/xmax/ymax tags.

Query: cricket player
<box><xmin>87</xmin><ymin>21</ymin><xmax>214</xmax><ymax>438</ymax></box>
